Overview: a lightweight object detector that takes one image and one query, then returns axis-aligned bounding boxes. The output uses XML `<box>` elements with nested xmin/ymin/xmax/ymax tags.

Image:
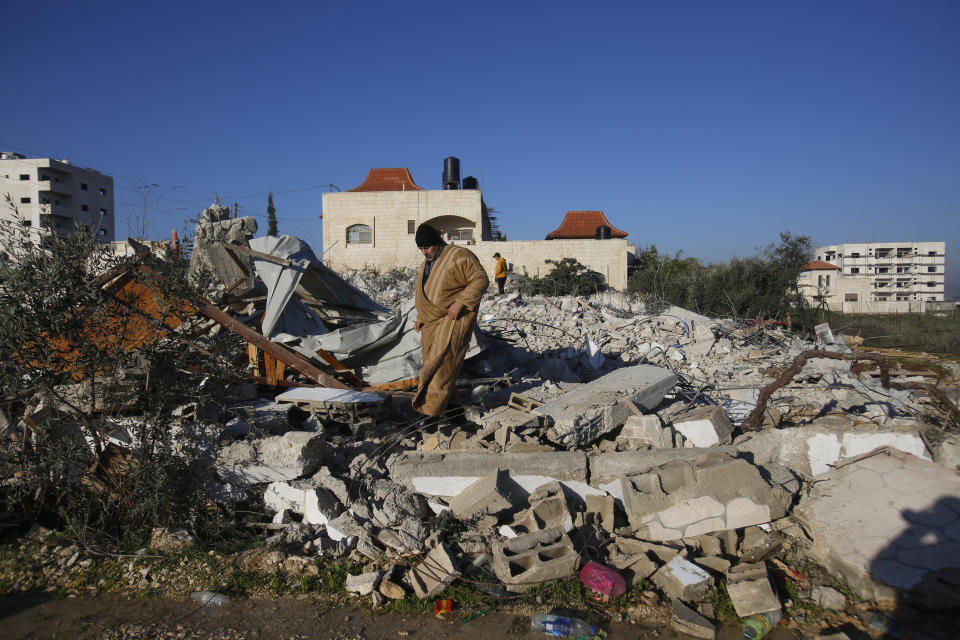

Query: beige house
<box><xmin>321</xmin><ymin>162</ymin><xmax>631</xmax><ymax>289</ymax></box>
<box><xmin>1</xmin><ymin>152</ymin><xmax>115</xmax><ymax>248</ymax></box>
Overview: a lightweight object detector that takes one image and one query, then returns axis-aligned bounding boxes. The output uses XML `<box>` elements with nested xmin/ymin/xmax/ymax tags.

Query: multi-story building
<box><xmin>0</xmin><ymin>152</ymin><xmax>115</xmax><ymax>247</ymax></box>
<box><xmin>799</xmin><ymin>242</ymin><xmax>947</xmax><ymax>313</ymax></box>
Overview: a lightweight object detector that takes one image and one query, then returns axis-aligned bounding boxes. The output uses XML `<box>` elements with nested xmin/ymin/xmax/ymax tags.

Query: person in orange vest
<box><xmin>493</xmin><ymin>252</ymin><xmax>508</xmax><ymax>294</ymax></box>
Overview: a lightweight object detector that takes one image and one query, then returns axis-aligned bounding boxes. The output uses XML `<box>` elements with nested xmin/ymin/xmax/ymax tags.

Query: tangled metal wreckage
<box><xmin>16</xmin><ymin>206</ymin><xmax>960</xmax><ymax>633</ymax></box>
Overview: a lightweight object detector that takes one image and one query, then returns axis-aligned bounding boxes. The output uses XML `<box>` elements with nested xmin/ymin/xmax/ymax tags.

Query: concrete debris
<box><xmin>492</xmin><ymin>526</ymin><xmax>578</xmax><ymax>591</ymax></box>
<box><xmin>725</xmin><ymin>562</ymin><xmax>781</xmax><ymax>617</ymax></box>
<box><xmin>149</xmin><ymin>527</ymin><xmax>196</xmax><ymax>552</ymax></box>
<box><xmin>534</xmin><ymin>364</ymin><xmax>679</xmax><ymax>448</ymax></box>
<box><xmin>408</xmin><ymin>543</ymin><xmax>460</xmax><ymax>599</ymax></box>
<box><xmin>670</xmin><ymin>405</ymin><xmax>733</xmax><ymax>448</ymax></box>
<box><xmin>213</xmin><ymin>431</ymin><xmax>326</xmax><ymax>488</ymax></box>
<box><xmin>794</xmin><ymin>447</ymin><xmax>960</xmax><ymax>609</ymax></box>
<box><xmin>14</xmin><ymin>213</ymin><xmax>960</xmax><ymax>629</ymax></box>
<box><xmin>670</xmin><ymin>599</ymin><xmax>717</xmax><ymax>639</ymax></box>
<box><xmin>619</xmin><ymin>452</ymin><xmax>795</xmax><ymax>540</ymax></box>
<box><xmin>652</xmin><ymin>555</ymin><xmax>714</xmax><ymax>601</ymax></box>
<box><xmin>811</xmin><ymin>585</ymin><xmax>847</xmax><ymax>611</ymax></box>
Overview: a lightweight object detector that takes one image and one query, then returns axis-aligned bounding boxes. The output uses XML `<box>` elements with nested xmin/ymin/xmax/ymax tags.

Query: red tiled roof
<box><xmin>545</xmin><ymin>211</ymin><xmax>628</xmax><ymax>239</ymax></box>
<box><xmin>801</xmin><ymin>260</ymin><xmax>841</xmax><ymax>271</ymax></box>
<box><xmin>347</xmin><ymin>168</ymin><xmax>424</xmax><ymax>192</ymax></box>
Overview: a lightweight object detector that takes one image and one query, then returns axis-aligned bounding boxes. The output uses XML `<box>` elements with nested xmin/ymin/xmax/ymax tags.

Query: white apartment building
<box><xmin>1</xmin><ymin>152</ymin><xmax>115</xmax><ymax>248</ymax></box>
<box><xmin>801</xmin><ymin>242</ymin><xmax>947</xmax><ymax>313</ymax></box>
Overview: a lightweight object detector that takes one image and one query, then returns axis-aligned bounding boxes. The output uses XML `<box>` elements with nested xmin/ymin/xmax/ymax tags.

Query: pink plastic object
<box><xmin>579</xmin><ymin>561</ymin><xmax>626</xmax><ymax>602</ymax></box>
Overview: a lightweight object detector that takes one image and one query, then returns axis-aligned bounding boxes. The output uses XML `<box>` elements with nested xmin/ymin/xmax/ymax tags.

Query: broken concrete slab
<box><xmin>389</xmin><ymin>451</ymin><xmax>587</xmax><ymax>496</ymax></box>
<box><xmin>591</xmin><ymin>447</ymin><xmax>737</xmax><ymax>489</ymax></box>
<box><xmin>671</xmin><ymin>405</ymin><xmax>733</xmax><ymax>448</ymax></box>
<box><xmin>652</xmin><ymin>555</ymin><xmax>714</xmax><ymax>602</ymax></box>
<box><xmin>616</xmin><ymin>414</ymin><xmax>668</xmax><ymax>451</ymax></box>
<box><xmin>214</xmin><ymin>431</ymin><xmax>326</xmax><ymax>488</ymax></box>
<box><xmin>533</xmin><ymin>364</ymin><xmax>678</xmax><ymax>448</ymax></box>
<box><xmin>492</xmin><ymin>527</ymin><xmax>578</xmax><ymax>592</ymax></box>
<box><xmin>735</xmin><ymin>423</ymin><xmax>933</xmax><ymax>477</ymax></box>
<box><xmin>670</xmin><ymin>599</ymin><xmax>716</xmax><ymax>639</ymax></box>
<box><xmin>811</xmin><ymin>585</ymin><xmax>847</xmax><ymax>611</ymax></box>
<box><xmin>408</xmin><ymin>542</ymin><xmax>460</xmax><ymax>599</ymax></box>
<box><xmin>794</xmin><ymin>447</ymin><xmax>960</xmax><ymax>608</ymax></box>
<box><xmin>726</xmin><ymin>562</ymin><xmax>780</xmax><ymax>617</ymax></box>
<box><xmin>619</xmin><ymin>452</ymin><xmax>793</xmax><ymax>540</ymax></box>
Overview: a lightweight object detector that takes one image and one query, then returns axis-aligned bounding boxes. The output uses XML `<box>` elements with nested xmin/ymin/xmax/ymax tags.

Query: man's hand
<box><xmin>414</xmin><ymin>320</ymin><xmax>424</xmax><ymax>332</ymax></box>
<box><xmin>447</xmin><ymin>301</ymin><xmax>465</xmax><ymax>320</ymax></box>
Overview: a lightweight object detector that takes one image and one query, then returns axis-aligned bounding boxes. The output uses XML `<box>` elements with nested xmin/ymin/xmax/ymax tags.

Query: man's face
<box><xmin>420</xmin><ymin>245</ymin><xmax>441</xmax><ymax>260</ymax></box>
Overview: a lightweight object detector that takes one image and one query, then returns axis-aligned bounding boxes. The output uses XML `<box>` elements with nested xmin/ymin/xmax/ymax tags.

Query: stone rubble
<box><xmin>17</xmin><ymin>246</ymin><xmax>960</xmax><ymax>630</ymax></box>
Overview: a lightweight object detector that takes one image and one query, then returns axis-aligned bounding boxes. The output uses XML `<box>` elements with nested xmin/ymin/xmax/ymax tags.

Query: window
<box><xmin>39</xmin><ymin>174</ymin><xmax>49</xmax><ymax>181</ymax></box>
<box><xmin>346</xmin><ymin>224</ymin><xmax>372</xmax><ymax>244</ymax></box>
<box><xmin>80</xmin><ymin>183</ymin><xmax>88</xmax><ymax>191</ymax></box>
<box><xmin>850</xmin><ymin>268</ymin><xmax>859</xmax><ymax>274</ymax></box>
<box><xmin>99</xmin><ymin>187</ymin><xmax>107</xmax><ymax>196</ymax></box>
<box><xmin>407</xmin><ymin>220</ymin><xmax>415</xmax><ymax>234</ymax></box>
<box><xmin>19</xmin><ymin>174</ymin><xmax>29</xmax><ymax>180</ymax></box>
<box><xmin>928</xmin><ymin>250</ymin><xmax>937</xmax><ymax>256</ymax></box>
<box><xmin>81</xmin><ymin>204</ymin><xmax>89</xmax><ymax>212</ymax></box>
<box><xmin>825</xmin><ymin>275</ymin><xmax>831</xmax><ymax>286</ymax></box>
<box><xmin>877</xmin><ymin>267</ymin><xmax>889</xmax><ymax>274</ymax></box>
<box><xmin>850</xmin><ymin>252</ymin><xmax>860</xmax><ymax>258</ymax></box>
<box><xmin>928</xmin><ymin>266</ymin><xmax>937</xmax><ymax>273</ymax></box>
<box><xmin>927</xmin><ymin>282</ymin><xmax>937</xmax><ymax>287</ymax></box>
<box><xmin>99</xmin><ymin>208</ymin><xmax>107</xmax><ymax>216</ymax></box>
<box><xmin>844</xmin><ymin>293</ymin><xmax>859</xmax><ymax>302</ymax></box>
<box><xmin>20</xmin><ymin>197</ymin><xmax>30</xmax><ymax>204</ymax></box>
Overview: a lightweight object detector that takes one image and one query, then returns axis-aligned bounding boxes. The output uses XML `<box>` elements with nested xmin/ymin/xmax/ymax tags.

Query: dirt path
<box><xmin>0</xmin><ymin>595</ymin><xmax>771</xmax><ymax>640</ymax></box>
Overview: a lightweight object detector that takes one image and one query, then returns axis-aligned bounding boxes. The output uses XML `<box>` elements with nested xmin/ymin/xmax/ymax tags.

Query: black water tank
<box><xmin>443</xmin><ymin>156</ymin><xmax>460</xmax><ymax>190</ymax></box>
<box><xmin>596</xmin><ymin>225</ymin><xmax>612</xmax><ymax>239</ymax></box>
<box><xmin>462</xmin><ymin>175</ymin><xmax>479</xmax><ymax>190</ymax></box>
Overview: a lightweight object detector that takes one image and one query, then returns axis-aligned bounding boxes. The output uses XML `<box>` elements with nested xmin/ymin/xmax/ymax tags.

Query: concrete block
<box><xmin>534</xmin><ymin>364</ymin><xmax>678</xmax><ymax>448</ymax></box>
<box><xmin>408</xmin><ymin>542</ymin><xmax>460</xmax><ymax>599</ymax></box>
<box><xmin>726</xmin><ymin>562</ymin><xmax>780</xmax><ymax>617</ymax></box>
<box><xmin>652</xmin><ymin>556</ymin><xmax>714</xmax><ymax>602</ymax></box>
<box><xmin>671</xmin><ymin>599</ymin><xmax>716</xmax><ymax>639</ymax></box>
<box><xmin>696</xmin><ymin>556</ymin><xmax>731</xmax><ymax>574</ymax></box>
<box><xmin>619</xmin><ymin>452</ymin><xmax>784</xmax><ymax>541</ymax></box>
<box><xmin>493</xmin><ymin>527</ymin><xmax>578</xmax><ymax>592</ymax></box>
<box><xmin>325</xmin><ymin>512</ymin><xmax>366</xmax><ymax>542</ymax></box>
<box><xmin>607</xmin><ymin>552</ymin><xmax>659</xmax><ymax>584</ymax></box>
<box><xmin>511</xmin><ymin>482</ymin><xmax>574</xmax><ymax>534</ymax></box>
<box><xmin>449</xmin><ymin>469</ymin><xmax>522</xmax><ymax>523</ymax></box>
<box><xmin>304</xmin><ymin>487</ymin><xmax>343</xmax><ymax>526</ymax></box>
<box><xmin>671</xmin><ymin>406</ymin><xmax>733</xmax><ymax>448</ymax></box>
<box><xmin>616</xmin><ymin>414</ymin><xmax>668</xmax><ymax>451</ymax></box>
<box><xmin>389</xmin><ymin>451</ymin><xmax>588</xmax><ymax>496</ymax></box>
<box><xmin>585</xmin><ymin>494</ymin><xmax>616</xmax><ymax>533</ymax></box>
<box><xmin>214</xmin><ymin>431</ymin><xmax>325</xmax><ymax>488</ymax></box>
<box><xmin>345</xmin><ymin>570</ymin><xmax>380</xmax><ymax>595</ymax></box>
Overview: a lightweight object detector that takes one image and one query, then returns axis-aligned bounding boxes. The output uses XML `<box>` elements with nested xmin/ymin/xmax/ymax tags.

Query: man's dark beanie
<box><xmin>415</xmin><ymin>224</ymin><xmax>443</xmax><ymax>248</ymax></box>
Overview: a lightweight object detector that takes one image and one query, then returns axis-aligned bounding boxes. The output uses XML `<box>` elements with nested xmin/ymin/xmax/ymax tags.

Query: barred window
<box><xmin>346</xmin><ymin>224</ymin><xmax>372</xmax><ymax>244</ymax></box>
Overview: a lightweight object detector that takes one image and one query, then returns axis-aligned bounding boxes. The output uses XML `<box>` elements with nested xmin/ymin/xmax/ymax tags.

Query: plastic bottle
<box><xmin>742</xmin><ymin>609</ymin><xmax>782</xmax><ymax>639</ymax></box>
<box><xmin>191</xmin><ymin>590</ymin><xmax>231</xmax><ymax>606</ymax></box>
<box><xmin>530</xmin><ymin>613</ymin><xmax>596</xmax><ymax>637</ymax></box>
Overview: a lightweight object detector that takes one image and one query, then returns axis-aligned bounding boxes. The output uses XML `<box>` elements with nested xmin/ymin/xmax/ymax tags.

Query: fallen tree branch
<box><xmin>740</xmin><ymin>349</ymin><xmax>960</xmax><ymax>432</ymax></box>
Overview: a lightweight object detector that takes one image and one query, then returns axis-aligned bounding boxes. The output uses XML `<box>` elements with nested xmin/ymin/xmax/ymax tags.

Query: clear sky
<box><xmin>3</xmin><ymin>1</ymin><xmax>958</xmax><ymax>295</ymax></box>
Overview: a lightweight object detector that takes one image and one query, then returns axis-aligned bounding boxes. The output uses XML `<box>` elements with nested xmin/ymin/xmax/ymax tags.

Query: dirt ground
<box><xmin>0</xmin><ymin>595</ymin><xmax>781</xmax><ymax>640</ymax></box>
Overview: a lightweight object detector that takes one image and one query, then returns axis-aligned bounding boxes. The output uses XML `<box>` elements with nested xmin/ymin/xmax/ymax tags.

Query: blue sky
<box><xmin>3</xmin><ymin>1</ymin><xmax>958</xmax><ymax>295</ymax></box>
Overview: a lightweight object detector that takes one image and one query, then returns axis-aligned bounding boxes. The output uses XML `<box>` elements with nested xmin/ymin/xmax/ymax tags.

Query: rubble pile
<box><xmin>6</xmin><ymin>220</ymin><xmax>960</xmax><ymax>636</ymax></box>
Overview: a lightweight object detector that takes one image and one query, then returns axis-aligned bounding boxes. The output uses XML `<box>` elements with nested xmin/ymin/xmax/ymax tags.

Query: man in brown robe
<box><xmin>412</xmin><ymin>224</ymin><xmax>489</xmax><ymax>417</ymax></box>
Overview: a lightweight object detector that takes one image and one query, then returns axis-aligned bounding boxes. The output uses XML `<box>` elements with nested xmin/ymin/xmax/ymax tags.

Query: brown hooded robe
<box><xmin>413</xmin><ymin>244</ymin><xmax>489</xmax><ymax>416</ymax></box>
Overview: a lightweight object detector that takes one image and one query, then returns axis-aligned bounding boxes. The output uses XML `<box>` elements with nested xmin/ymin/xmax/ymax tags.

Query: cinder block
<box><xmin>671</xmin><ymin>599</ymin><xmax>716</xmax><ymax>639</ymax></box>
<box><xmin>493</xmin><ymin>527</ymin><xmax>578</xmax><ymax>592</ymax></box>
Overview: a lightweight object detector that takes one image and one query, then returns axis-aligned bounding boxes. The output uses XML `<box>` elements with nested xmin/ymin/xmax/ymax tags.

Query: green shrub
<box><xmin>515</xmin><ymin>257</ymin><xmax>606</xmax><ymax>297</ymax></box>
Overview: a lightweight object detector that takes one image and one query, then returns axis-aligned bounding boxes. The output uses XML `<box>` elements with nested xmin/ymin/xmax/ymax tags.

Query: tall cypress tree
<box><xmin>267</xmin><ymin>192</ymin><xmax>278</xmax><ymax>237</ymax></box>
